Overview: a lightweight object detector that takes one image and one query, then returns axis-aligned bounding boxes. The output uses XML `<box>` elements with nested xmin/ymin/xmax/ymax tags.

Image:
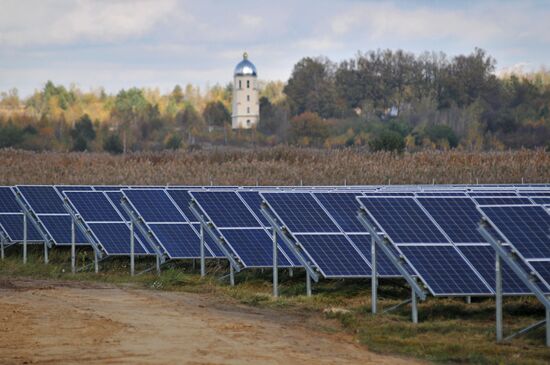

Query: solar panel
<box><xmin>399</xmin><ymin>245</ymin><xmax>492</xmax><ymax>295</ymax></box>
<box><xmin>122</xmin><ymin>189</ymin><xmax>221</xmax><ymax>259</ymax></box>
<box><xmin>473</xmin><ymin>197</ymin><xmax>532</xmax><ymax>205</ymax></box>
<box><xmin>293</xmin><ymin>234</ymin><xmax>370</xmax><ymax>277</ymax></box>
<box><xmin>416</xmin><ymin>197</ymin><xmax>485</xmax><ymax>244</ymax></box>
<box><xmin>363</xmin><ymin>192</ymin><xmax>415</xmax><ymax>196</ymax></box>
<box><xmin>532</xmin><ymin>197</ymin><xmax>550</xmax><ymax>205</ymax></box>
<box><xmin>165</xmin><ymin>189</ymin><xmax>196</xmax><ymax>221</ymax></box>
<box><xmin>479</xmin><ymin>205</ymin><xmax>550</xmax><ymax>259</ymax></box>
<box><xmin>0</xmin><ymin>187</ymin><xmax>21</xmax><ymax>212</ymax></box>
<box><xmin>468</xmin><ymin>192</ymin><xmax>518</xmax><ymax>197</ymax></box>
<box><xmin>518</xmin><ymin>191</ymin><xmax>550</xmax><ymax>197</ymax></box>
<box><xmin>219</xmin><ymin>228</ymin><xmax>291</xmax><ymax>267</ymax></box>
<box><xmin>237</xmin><ymin>191</ymin><xmax>270</xmax><ymax>226</ymax></box>
<box><xmin>39</xmin><ymin>215</ymin><xmax>88</xmax><ymax>245</ymax></box>
<box><xmin>458</xmin><ymin>245</ymin><xmax>531</xmax><ymax>294</ymax></box>
<box><xmin>88</xmin><ymin>222</ymin><xmax>147</xmax><ymax>255</ymax></box>
<box><xmin>358</xmin><ymin>197</ymin><xmax>448</xmax><ymax>244</ymax></box>
<box><xmin>104</xmin><ymin>191</ymin><xmax>131</xmax><ymax>220</ymax></box>
<box><xmin>313</xmin><ymin>192</ymin><xmax>366</xmax><ymax>232</ymax></box>
<box><xmin>260</xmin><ymin>192</ymin><xmax>340</xmax><ymax>233</ymax></box>
<box><xmin>64</xmin><ymin>191</ymin><xmax>123</xmax><ymax>222</ymax></box>
<box><xmin>415</xmin><ymin>192</ymin><xmax>467</xmax><ymax>196</ymax></box>
<box><xmin>347</xmin><ymin>234</ymin><xmax>403</xmax><ymax>276</ymax></box>
<box><xmin>17</xmin><ymin>185</ymin><xmax>67</xmax><ymax>214</ymax></box>
<box><xmin>190</xmin><ymin>191</ymin><xmax>260</xmax><ymax>228</ymax></box>
<box><xmin>0</xmin><ymin>214</ymin><xmax>42</xmax><ymax>242</ymax></box>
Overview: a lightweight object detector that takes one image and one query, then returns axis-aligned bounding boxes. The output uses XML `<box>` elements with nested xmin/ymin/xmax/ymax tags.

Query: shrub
<box><xmin>103</xmin><ymin>134</ymin><xmax>123</xmax><ymax>154</ymax></box>
<box><xmin>369</xmin><ymin>130</ymin><xmax>405</xmax><ymax>152</ymax></box>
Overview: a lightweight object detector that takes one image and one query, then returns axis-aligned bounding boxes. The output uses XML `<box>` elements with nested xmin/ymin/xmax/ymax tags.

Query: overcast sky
<box><xmin>1</xmin><ymin>0</ymin><xmax>549</xmax><ymax>97</ymax></box>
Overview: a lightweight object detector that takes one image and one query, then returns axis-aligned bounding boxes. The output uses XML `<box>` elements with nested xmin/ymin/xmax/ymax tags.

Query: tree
<box><xmin>164</xmin><ymin>134</ymin><xmax>182</xmax><ymax>150</ymax></box>
<box><xmin>284</xmin><ymin>57</ymin><xmax>341</xmax><ymax>118</ymax></box>
<box><xmin>70</xmin><ymin>114</ymin><xmax>96</xmax><ymax>151</ymax></box>
<box><xmin>369</xmin><ymin>130</ymin><xmax>405</xmax><ymax>152</ymax></box>
<box><xmin>103</xmin><ymin>134</ymin><xmax>124</xmax><ymax>154</ymax></box>
<box><xmin>202</xmin><ymin>101</ymin><xmax>230</xmax><ymax>127</ymax></box>
<box><xmin>171</xmin><ymin>85</ymin><xmax>184</xmax><ymax>104</ymax></box>
<box><xmin>288</xmin><ymin>112</ymin><xmax>330</xmax><ymax>147</ymax></box>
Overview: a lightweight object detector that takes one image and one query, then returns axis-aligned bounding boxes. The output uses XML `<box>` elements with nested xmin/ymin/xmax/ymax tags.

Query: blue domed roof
<box><xmin>234</xmin><ymin>52</ymin><xmax>257</xmax><ymax>76</ymax></box>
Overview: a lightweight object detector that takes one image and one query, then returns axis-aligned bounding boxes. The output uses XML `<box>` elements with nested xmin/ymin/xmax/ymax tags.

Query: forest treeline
<box><xmin>1</xmin><ymin>48</ymin><xmax>549</xmax><ymax>153</ymax></box>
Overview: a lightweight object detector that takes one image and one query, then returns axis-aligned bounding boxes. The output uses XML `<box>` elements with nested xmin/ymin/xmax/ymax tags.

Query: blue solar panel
<box><xmin>93</xmin><ymin>186</ymin><xmax>128</xmax><ymax>191</ymax></box>
<box><xmin>17</xmin><ymin>186</ymin><xmax>66</xmax><ymax>214</ymax></box>
<box><xmin>104</xmin><ymin>191</ymin><xmax>131</xmax><ymax>220</ymax></box>
<box><xmin>191</xmin><ymin>191</ymin><xmax>261</xmax><ymax>228</ymax></box>
<box><xmin>123</xmin><ymin>189</ymin><xmax>185</xmax><ymax>222</ymax></box>
<box><xmin>417</xmin><ymin>197</ymin><xmax>485</xmax><ymax>244</ymax></box>
<box><xmin>469</xmin><ymin>192</ymin><xmax>518</xmax><ymax>197</ymax></box>
<box><xmin>473</xmin><ymin>197</ymin><xmax>532</xmax><ymax>205</ymax></box>
<box><xmin>0</xmin><ymin>214</ymin><xmax>42</xmax><ymax>241</ymax></box>
<box><xmin>292</xmin><ymin>234</ymin><xmax>370</xmax><ymax>276</ymax></box>
<box><xmin>64</xmin><ymin>191</ymin><xmax>123</xmax><ymax>222</ymax></box>
<box><xmin>458</xmin><ymin>246</ymin><xmax>531</xmax><ymax>294</ymax></box>
<box><xmin>528</xmin><ymin>262</ymin><xmax>550</xmax><ymax>289</ymax></box>
<box><xmin>518</xmin><ymin>192</ymin><xmax>550</xmax><ymax>197</ymax></box>
<box><xmin>39</xmin><ymin>215</ymin><xmax>88</xmax><ymax>245</ymax></box>
<box><xmin>532</xmin><ymin>197</ymin><xmax>550</xmax><ymax>205</ymax></box>
<box><xmin>399</xmin><ymin>245</ymin><xmax>492</xmax><ymax>295</ymax></box>
<box><xmin>88</xmin><ymin>222</ymin><xmax>147</xmax><ymax>255</ymax></box>
<box><xmin>479</xmin><ymin>205</ymin><xmax>550</xmax><ymax>259</ymax></box>
<box><xmin>347</xmin><ymin>234</ymin><xmax>403</xmax><ymax>276</ymax></box>
<box><xmin>55</xmin><ymin>185</ymin><xmax>93</xmax><ymax>192</ymax></box>
<box><xmin>358</xmin><ymin>197</ymin><xmax>448</xmax><ymax>244</ymax></box>
<box><xmin>261</xmin><ymin>193</ymin><xmax>340</xmax><ymax>233</ymax></box>
<box><xmin>415</xmin><ymin>192</ymin><xmax>466</xmax><ymax>196</ymax></box>
<box><xmin>238</xmin><ymin>191</ymin><xmax>270</xmax><ymax>226</ymax></box>
<box><xmin>314</xmin><ymin>192</ymin><xmax>366</xmax><ymax>232</ymax></box>
<box><xmin>165</xmin><ymin>189</ymin><xmax>195</xmax><ymax>221</ymax></box>
<box><xmin>149</xmin><ymin>223</ymin><xmax>205</xmax><ymax>258</ymax></box>
<box><xmin>0</xmin><ymin>187</ymin><xmax>21</xmax><ymax>212</ymax></box>
<box><xmin>364</xmin><ymin>192</ymin><xmax>415</xmax><ymax>196</ymax></box>
<box><xmin>219</xmin><ymin>228</ymin><xmax>292</xmax><ymax>267</ymax></box>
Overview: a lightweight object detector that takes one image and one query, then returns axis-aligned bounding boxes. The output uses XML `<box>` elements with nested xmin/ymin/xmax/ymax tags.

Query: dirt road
<box><xmin>0</xmin><ymin>278</ymin><xmax>419</xmax><ymax>364</ymax></box>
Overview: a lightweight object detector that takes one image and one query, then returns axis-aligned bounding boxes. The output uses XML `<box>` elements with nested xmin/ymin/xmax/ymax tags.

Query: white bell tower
<box><xmin>232</xmin><ymin>52</ymin><xmax>259</xmax><ymax>129</ymax></box>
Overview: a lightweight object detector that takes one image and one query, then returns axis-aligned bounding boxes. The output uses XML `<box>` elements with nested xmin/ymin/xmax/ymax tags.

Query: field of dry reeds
<box><xmin>1</xmin><ymin>147</ymin><xmax>549</xmax><ymax>186</ymax></box>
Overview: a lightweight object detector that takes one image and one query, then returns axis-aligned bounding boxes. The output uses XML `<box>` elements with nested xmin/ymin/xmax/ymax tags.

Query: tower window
<box><xmin>238</xmin><ymin>80</ymin><xmax>242</xmax><ymax>89</ymax></box>
<box><xmin>246</xmin><ymin>80</ymin><xmax>250</xmax><ymax>88</ymax></box>
<box><xmin>247</xmin><ymin>107</ymin><xmax>250</xmax><ymax>113</ymax></box>
<box><xmin>247</xmin><ymin>120</ymin><xmax>250</xmax><ymax>125</ymax></box>
<box><xmin>247</xmin><ymin>95</ymin><xmax>250</xmax><ymax>101</ymax></box>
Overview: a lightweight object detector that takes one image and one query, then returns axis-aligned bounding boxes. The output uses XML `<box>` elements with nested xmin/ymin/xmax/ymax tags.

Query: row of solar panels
<box><xmin>1</xmin><ymin>184</ymin><xmax>549</xmax><ymax>299</ymax></box>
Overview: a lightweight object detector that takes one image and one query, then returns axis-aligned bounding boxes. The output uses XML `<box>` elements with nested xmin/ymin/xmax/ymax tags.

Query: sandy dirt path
<box><xmin>0</xmin><ymin>278</ymin><xmax>421</xmax><ymax>364</ymax></box>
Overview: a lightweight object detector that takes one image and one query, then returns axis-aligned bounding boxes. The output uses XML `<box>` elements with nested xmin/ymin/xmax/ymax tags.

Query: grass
<box><xmin>1</xmin><ymin>246</ymin><xmax>550</xmax><ymax>364</ymax></box>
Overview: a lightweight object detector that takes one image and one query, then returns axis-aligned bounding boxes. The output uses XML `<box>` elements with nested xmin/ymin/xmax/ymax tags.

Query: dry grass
<box><xmin>0</xmin><ymin>147</ymin><xmax>549</xmax><ymax>185</ymax></box>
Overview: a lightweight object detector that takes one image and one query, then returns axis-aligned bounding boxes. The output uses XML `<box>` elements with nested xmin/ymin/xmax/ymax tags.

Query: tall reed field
<box><xmin>1</xmin><ymin>147</ymin><xmax>549</xmax><ymax>186</ymax></box>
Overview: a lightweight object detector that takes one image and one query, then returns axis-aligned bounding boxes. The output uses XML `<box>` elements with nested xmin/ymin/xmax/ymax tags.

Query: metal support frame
<box><xmin>358</xmin><ymin>210</ymin><xmax>427</xmax><ymax>322</ymax></box>
<box><xmin>0</xmin><ymin>236</ymin><xmax>4</xmax><ymax>260</ymax></box>
<box><xmin>382</xmin><ymin>298</ymin><xmax>413</xmax><ymax>314</ymax></box>
<box><xmin>272</xmin><ymin>228</ymin><xmax>278</xmax><ymax>297</ymax></box>
<box><xmin>189</xmin><ymin>201</ymin><xmax>242</xmax><ymax>273</ymax></box>
<box><xmin>23</xmin><ymin>212</ymin><xmax>27</xmax><ymax>264</ymax></box>
<box><xmin>260</xmin><ymin>204</ymin><xmax>320</xmax><ymax>283</ymax></box>
<box><xmin>289</xmin><ymin>268</ymin><xmax>293</xmax><ymax>277</ymax></box>
<box><xmin>71</xmin><ymin>217</ymin><xmax>76</xmax><ymax>274</ymax></box>
<box><xmin>94</xmin><ymin>249</ymin><xmax>99</xmax><ymax>273</ymax></box>
<box><xmin>200</xmin><ymin>224</ymin><xmax>205</xmax><ymax>277</ymax></box>
<box><xmin>43</xmin><ymin>240</ymin><xmax>48</xmax><ymax>264</ymax></box>
<box><xmin>371</xmin><ymin>235</ymin><xmax>377</xmax><ymax>314</ymax></box>
<box><xmin>15</xmin><ymin>192</ymin><xmax>54</xmax><ymax>251</ymax></box>
<box><xmin>130</xmin><ymin>220</ymin><xmax>135</xmax><ymax>276</ymax></box>
<box><xmin>479</xmin><ymin>221</ymin><xmax>550</xmax><ymax>346</ymax></box>
<box><xmin>120</xmin><ymin>198</ymin><xmax>167</xmax><ymax>274</ymax></box>
<box><xmin>306</xmin><ymin>270</ymin><xmax>312</xmax><ymax>296</ymax></box>
<box><xmin>465</xmin><ymin>296</ymin><xmax>472</xmax><ymax>304</ymax></box>
<box><xmin>229</xmin><ymin>264</ymin><xmax>235</xmax><ymax>286</ymax></box>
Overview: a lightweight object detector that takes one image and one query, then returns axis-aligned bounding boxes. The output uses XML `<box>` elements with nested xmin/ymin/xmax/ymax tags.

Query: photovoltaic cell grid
<box><xmin>357</xmin><ymin>196</ymin><xmax>493</xmax><ymax>295</ymax></box>
<box><xmin>64</xmin><ymin>191</ymin><xmax>150</xmax><ymax>255</ymax></box>
<box><xmin>473</xmin><ymin>197</ymin><xmax>533</xmax><ymax>205</ymax></box>
<box><xmin>122</xmin><ymin>189</ymin><xmax>221</xmax><ymax>259</ymax></box>
<box><xmin>0</xmin><ymin>187</ymin><xmax>42</xmax><ymax>242</ymax></box>
<box><xmin>478</xmin><ymin>204</ymin><xmax>550</xmax><ymax>292</ymax></box>
<box><xmin>190</xmin><ymin>190</ymin><xmax>295</xmax><ymax>267</ymax></box>
<box><xmin>15</xmin><ymin>185</ymin><xmax>91</xmax><ymax>245</ymax></box>
<box><xmin>261</xmin><ymin>192</ymin><xmax>379</xmax><ymax>277</ymax></box>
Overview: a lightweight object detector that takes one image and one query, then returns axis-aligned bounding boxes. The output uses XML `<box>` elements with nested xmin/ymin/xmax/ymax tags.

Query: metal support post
<box><xmin>192</xmin><ymin>259</ymin><xmax>196</xmax><ymax>271</ymax></box>
<box><xmin>1</xmin><ymin>238</ymin><xmax>4</xmax><ymax>260</ymax></box>
<box><xmin>306</xmin><ymin>270</ymin><xmax>312</xmax><ymax>297</ymax></box>
<box><xmin>371</xmin><ymin>235</ymin><xmax>377</xmax><ymax>314</ymax></box>
<box><xmin>94</xmin><ymin>250</ymin><xmax>99</xmax><ymax>273</ymax></box>
<box><xmin>465</xmin><ymin>296</ymin><xmax>471</xmax><ymax>304</ymax></box>
<box><xmin>130</xmin><ymin>220</ymin><xmax>135</xmax><ymax>276</ymax></box>
<box><xmin>496</xmin><ymin>253</ymin><xmax>503</xmax><ymax>342</ymax></box>
<box><xmin>156</xmin><ymin>255</ymin><xmax>161</xmax><ymax>276</ymax></box>
<box><xmin>273</xmin><ymin>228</ymin><xmax>278</xmax><ymax>297</ymax></box>
<box><xmin>44</xmin><ymin>240</ymin><xmax>49</xmax><ymax>264</ymax></box>
<box><xmin>200</xmin><ymin>224</ymin><xmax>205</xmax><ymax>277</ymax></box>
<box><xmin>289</xmin><ymin>268</ymin><xmax>293</xmax><ymax>277</ymax></box>
<box><xmin>411</xmin><ymin>289</ymin><xmax>418</xmax><ymax>324</ymax></box>
<box><xmin>23</xmin><ymin>213</ymin><xmax>27</xmax><ymax>264</ymax></box>
<box><xmin>546</xmin><ymin>309</ymin><xmax>550</xmax><ymax>347</ymax></box>
<box><xmin>71</xmin><ymin>218</ymin><xmax>76</xmax><ymax>274</ymax></box>
<box><xmin>229</xmin><ymin>264</ymin><xmax>235</xmax><ymax>286</ymax></box>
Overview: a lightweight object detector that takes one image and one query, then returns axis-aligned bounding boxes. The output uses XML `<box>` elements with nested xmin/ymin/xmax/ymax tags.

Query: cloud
<box><xmin>0</xmin><ymin>0</ymin><xmax>177</xmax><ymax>46</ymax></box>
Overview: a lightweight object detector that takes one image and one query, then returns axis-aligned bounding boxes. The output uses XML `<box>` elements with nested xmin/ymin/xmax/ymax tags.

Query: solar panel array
<box><xmin>121</xmin><ymin>188</ymin><xmax>222</xmax><ymax>259</ymax></box>
<box><xmin>3</xmin><ymin>183</ymin><xmax>550</xmax><ymax>301</ymax></box>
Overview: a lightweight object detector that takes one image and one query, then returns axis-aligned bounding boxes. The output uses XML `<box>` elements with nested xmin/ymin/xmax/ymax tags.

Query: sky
<box><xmin>1</xmin><ymin>0</ymin><xmax>549</xmax><ymax>97</ymax></box>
